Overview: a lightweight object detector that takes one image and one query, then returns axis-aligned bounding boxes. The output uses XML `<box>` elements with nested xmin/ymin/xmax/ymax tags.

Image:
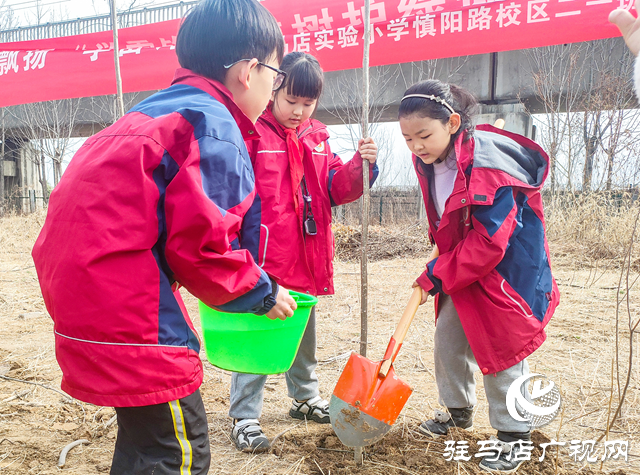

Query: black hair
<box><xmin>176</xmin><ymin>0</ymin><xmax>284</xmax><ymax>83</ymax></box>
<box><xmin>399</xmin><ymin>80</ymin><xmax>478</xmax><ymax>179</ymax></box>
<box><xmin>276</xmin><ymin>52</ymin><xmax>324</xmax><ymax>100</ymax></box>
<box><xmin>399</xmin><ymin>80</ymin><xmax>477</xmax><ymax>142</ymax></box>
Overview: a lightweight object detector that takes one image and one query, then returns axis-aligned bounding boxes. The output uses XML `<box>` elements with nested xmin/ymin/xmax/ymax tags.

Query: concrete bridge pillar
<box><xmin>476</xmin><ymin>103</ymin><xmax>534</xmax><ymax>139</ymax></box>
<box><xmin>1</xmin><ymin>138</ymin><xmax>42</xmax><ymax>213</ymax></box>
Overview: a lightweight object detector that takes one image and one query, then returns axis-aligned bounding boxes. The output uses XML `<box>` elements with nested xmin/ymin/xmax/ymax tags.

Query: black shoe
<box><xmin>478</xmin><ymin>434</ymin><xmax>531</xmax><ymax>473</ymax></box>
<box><xmin>231</xmin><ymin>419</ymin><xmax>270</xmax><ymax>453</ymax></box>
<box><xmin>289</xmin><ymin>396</ymin><xmax>331</xmax><ymax>424</ymax></box>
<box><xmin>418</xmin><ymin>407</ymin><xmax>474</xmax><ymax>437</ymax></box>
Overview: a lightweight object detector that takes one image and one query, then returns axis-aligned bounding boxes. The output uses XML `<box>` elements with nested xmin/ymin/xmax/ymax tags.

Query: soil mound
<box><xmin>273</xmin><ymin>426</ymin><xmax>621</xmax><ymax>475</ymax></box>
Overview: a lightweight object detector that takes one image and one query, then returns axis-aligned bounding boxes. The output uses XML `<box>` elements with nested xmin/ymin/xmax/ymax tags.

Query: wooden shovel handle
<box><xmin>379</xmin><ymin>245</ymin><xmax>439</xmax><ymax>378</ymax></box>
<box><xmin>379</xmin><ymin>287</ymin><xmax>422</xmax><ymax>377</ymax></box>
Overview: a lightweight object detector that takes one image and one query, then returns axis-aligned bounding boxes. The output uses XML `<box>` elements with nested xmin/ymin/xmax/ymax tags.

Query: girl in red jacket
<box><xmin>400</xmin><ymin>80</ymin><xmax>559</xmax><ymax>473</ymax></box>
<box><xmin>229</xmin><ymin>52</ymin><xmax>378</xmax><ymax>453</ymax></box>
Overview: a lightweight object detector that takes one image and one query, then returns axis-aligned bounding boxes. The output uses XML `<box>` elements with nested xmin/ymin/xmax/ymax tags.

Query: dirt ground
<box><xmin>0</xmin><ymin>213</ymin><xmax>638</xmax><ymax>474</ymax></box>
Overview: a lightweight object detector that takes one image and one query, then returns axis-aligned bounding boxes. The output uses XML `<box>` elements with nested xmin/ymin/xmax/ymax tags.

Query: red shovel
<box><xmin>329</xmin><ymin>286</ymin><xmax>423</xmax><ymax>447</ymax></box>
<box><xmin>329</xmin><ymin>246</ymin><xmax>438</xmax><ymax>448</ymax></box>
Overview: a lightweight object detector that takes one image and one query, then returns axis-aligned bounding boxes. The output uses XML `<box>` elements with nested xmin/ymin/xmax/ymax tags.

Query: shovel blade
<box><xmin>329</xmin><ymin>352</ymin><xmax>412</xmax><ymax>448</ymax></box>
<box><xmin>329</xmin><ymin>394</ymin><xmax>391</xmax><ymax>447</ymax></box>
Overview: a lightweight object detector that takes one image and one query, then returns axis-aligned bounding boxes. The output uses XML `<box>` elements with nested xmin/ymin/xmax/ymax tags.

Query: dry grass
<box><xmin>0</xmin><ymin>200</ymin><xmax>638</xmax><ymax>473</ymax></box>
<box><xmin>545</xmin><ymin>193</ymin><xmax>640</xmax><ymax>265</ymax></box>
<box><xmin>332</xmin><ymin>222</ymin><xmax>432</xmax><ymax>262</ymax></box>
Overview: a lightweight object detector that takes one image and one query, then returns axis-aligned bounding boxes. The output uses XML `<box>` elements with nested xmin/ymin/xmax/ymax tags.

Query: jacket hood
<box><xmin>472</xmin><ymin>127</ymin><xmax>548</xmax><ymax>190</ymax></box>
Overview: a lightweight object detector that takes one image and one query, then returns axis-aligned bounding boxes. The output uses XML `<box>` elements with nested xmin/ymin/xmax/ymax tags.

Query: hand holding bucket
<box><xmin>266</xmin><ymin>287</ymin><xmax>297</xmax><ymax>320</ymax></box>
<box><xmin>198</xmin><ymin>290</ymin><xmax>317</xmax><ymax>374</ymax></box>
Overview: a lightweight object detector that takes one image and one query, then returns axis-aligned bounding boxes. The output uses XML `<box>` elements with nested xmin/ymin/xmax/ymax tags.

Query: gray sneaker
<box><xmin>231</xmin><ymin>419</ymin><xmax>270</xmax><ymax>453</ymax></box>
<box><xmin>418</xmin><ymin>407</ymin><xmax>474</xmax><ymax>437</ymax></box>
<box><xmin>289</xmin><ymin>396</ymin><xmax>330</xmax><ymax>424</ymax></box>
<box><xmin>478</xmin><ymin>436</ymin><xmax>529</xmax><ymax>473</ymax></box>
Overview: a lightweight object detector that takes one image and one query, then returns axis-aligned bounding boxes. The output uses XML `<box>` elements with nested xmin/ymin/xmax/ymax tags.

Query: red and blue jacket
<box><xmin>415</xmin><ymin>125</ymin><xmax>560</xmax><ymax>375</ymax></box>
<box><xmin>32</xmin><ymin>69</ymin><xmax>276</xmax><ymax>407</ymax></box>
<box><xmin>248</xmin><ymin>108</ymin><xmax>378</xmax><ymax>296</ymax></box>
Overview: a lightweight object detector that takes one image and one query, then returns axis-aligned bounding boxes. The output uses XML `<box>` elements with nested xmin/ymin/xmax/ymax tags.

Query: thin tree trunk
<box><xmin>360</xmin><ymin>0</ymin><xmax>371</xmax><ymax>359</ymax></box>
<box><xmin>583</xmin><ymin>136</ymin><xmax>596</xmax><ymax>192</ymax></box>
<box><xmin>0</xmin><ymin>108</ymin><xmax>5</xmax><ymax>217</ymax></box>
<box><xmin>39</xmin><ymin>140</ymin><xmax>48</xmax><ymax>205</ymax></box>
<box><xmin>53</xmin><ymin>150</ymin><xmax>61</xmax><ymax>186</ymax></box>
<box><xmin>582</xmin><ymin>112</ymin><xmax>599</xmax><ymax>192</ymax></box>
<box><xmin>110</xmin><ymin>0</ymin><xmax>125</xmax><ymax>120</ymax></box>
<box><xmin>606</xmin><ymin>152</ymin><xmax>614</xmax><ymax>191</ymax></box>
<box><xmin>355</xmin><ymin>1</ymin><xmax>372</xmax><ymax>466</ymax></box>
<box><xmin>53</xmin><ymin>160</ymin><xmax>60</xmax><ymax>186</ymax></box>
<box><xmin>549</xmin><ymin>145</ymin><xmax>557</xmax><ymax>193</ymax></box>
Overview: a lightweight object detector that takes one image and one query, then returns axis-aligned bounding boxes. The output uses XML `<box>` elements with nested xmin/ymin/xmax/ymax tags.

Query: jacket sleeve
<box><xmin>416</xmin><ymin>186</ymin><xmax>519</xmax><ymax>296</ymax></box>
<box><xmin>326</xmin><ymin>140</ymin><xmax>379</xmax><ymax>206</ymax></box>
<box><xmin>163</xmin><ymin>135</ymin><xmax>276</xmax><ymax>315</ymax></box>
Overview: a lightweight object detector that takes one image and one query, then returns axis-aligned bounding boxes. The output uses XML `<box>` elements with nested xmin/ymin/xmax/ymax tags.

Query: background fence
<box><xmin>335</xmin><ymin>187</ymin><xmax>425</xmax><ymax>226</ymax></box>
<box><xmin>0</xmin><ymin>1</ymin><xmax>199</xmax><ymax>43</ymax></box>
<box><xmin>334</xmin><ymin>187</ymin><xmax>640</xmax><ymax>228</ymax></box>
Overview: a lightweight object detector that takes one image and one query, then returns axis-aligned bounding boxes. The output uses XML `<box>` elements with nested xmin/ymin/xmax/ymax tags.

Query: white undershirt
<box><xmin>432</xmin><ymin>154</ymin><xmax>458</xmax><ymax>218</ymax></box>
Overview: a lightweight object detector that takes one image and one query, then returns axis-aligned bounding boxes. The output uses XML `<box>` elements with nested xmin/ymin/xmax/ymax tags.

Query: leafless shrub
<box><xmin>333</xmin><ymin>222</ymin><xmax>431</xmax><ymax>262</ymax></box>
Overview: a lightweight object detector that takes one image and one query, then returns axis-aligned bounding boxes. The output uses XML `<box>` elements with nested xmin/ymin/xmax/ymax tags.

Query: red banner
<box><xmin>0</xmin><ymin>0</ymin><xmax>630</xmax><ymax>108</ymax></box>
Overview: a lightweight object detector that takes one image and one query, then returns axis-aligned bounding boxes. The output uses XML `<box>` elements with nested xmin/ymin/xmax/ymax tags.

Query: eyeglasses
<box><xmin>224</xmin><ymin>59</ymin><xmax>287</xmax><ymax>91</ymax></box>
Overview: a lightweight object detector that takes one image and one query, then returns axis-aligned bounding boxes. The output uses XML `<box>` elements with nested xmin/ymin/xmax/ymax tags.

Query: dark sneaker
<box><xmin>418</xmin><ymin>407</ymin><xmax>474</xmax><ymax>437</ymax></box>
<box><xmin>231</xmin><ymin>419</ymin><xmax>270</xmax><ymax>453</ymax></box>
<box><xmin>478</xmin><ymin>435</ymin><xmax>531</xmax><ymax>473</ymax></box>
<box><xmin>289</xmin><ymin>396</ymin><xmax>330</xmax><ymax>424</ymax></box>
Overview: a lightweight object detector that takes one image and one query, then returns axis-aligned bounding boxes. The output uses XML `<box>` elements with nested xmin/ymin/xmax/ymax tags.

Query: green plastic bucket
<box><xmin>198</xmin><ymin>291</ymin><xmax>318</xmax><ymax>374</ymax></box>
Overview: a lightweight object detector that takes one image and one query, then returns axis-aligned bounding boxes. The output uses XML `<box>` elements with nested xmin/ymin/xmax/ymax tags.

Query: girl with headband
<box><xmin>398</xmin><ymin>79</ymin><xmax>559</xmax><ymax>473</ymax></box>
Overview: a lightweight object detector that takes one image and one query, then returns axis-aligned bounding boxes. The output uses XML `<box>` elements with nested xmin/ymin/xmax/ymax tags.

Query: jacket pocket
<box><xmin>496</xmin><ymin>235</ymin><xmax>551</xmax><ymax>322</ymax></box>
<box><xmin>499</xmin><ymin>277</ymin><xmax>535</xmax><ymax>319</ymax></box>
<box><xmin>259</xmin><ymin>224</ymin><xmax>269</xmax><ymax>267</ymax></box>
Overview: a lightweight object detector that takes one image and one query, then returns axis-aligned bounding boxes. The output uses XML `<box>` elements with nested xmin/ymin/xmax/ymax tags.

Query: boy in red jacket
<box><xmin>228</xmin><ymin>52</ymin><xmax>378</xmax><ymax>453</ymax></box>
<box><xmin>32</xmin><ymin>1</ymin><xmax>296</xmax><ymax>473</ymax></box>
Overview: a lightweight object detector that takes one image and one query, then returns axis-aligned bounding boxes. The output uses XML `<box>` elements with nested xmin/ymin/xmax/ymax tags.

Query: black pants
<box><xmin>110</xmin><ymin>389</ymin><xmax>210</xmax><ymax>475</ymax></box>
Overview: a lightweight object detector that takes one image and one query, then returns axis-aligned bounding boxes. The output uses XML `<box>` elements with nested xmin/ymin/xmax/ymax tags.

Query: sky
<box><xmin>2</xmin><ymin>0</ymin><xmax>417</xmax><ymax>188</ymax></box>
<box><xmin>4</xmin><ymin>0</ymin><xmax>171</xmax><ymax>26</ymax></box>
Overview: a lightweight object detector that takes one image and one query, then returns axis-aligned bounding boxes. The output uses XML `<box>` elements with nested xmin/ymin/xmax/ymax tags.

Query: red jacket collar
<box><xmin>171</xmin><ymin>68</ymin><xmax>260</xmax><ymax>141</ymax></box>
<box><xmin>260</xmin><ymin>105</ymin><xmax>327</xmax><ymax>142</ymax></box>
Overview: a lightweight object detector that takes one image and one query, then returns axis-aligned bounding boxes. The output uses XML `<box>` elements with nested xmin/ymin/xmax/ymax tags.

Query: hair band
<box><xmin>401</xmin><ymin>94</ymin><xmax>456</xmax><ymax>114</ymax></box>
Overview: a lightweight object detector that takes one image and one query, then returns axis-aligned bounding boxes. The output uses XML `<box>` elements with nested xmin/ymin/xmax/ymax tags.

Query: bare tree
<box><xmin>582</xmin><ymin>40</ymin><xmax>640</xmax><ymax>191</ymax></box>
<box><xmin>597</xmin><ymin>207</ymin><xmax>640</xmax><ymax>443</ymax></box>
<box><xmin>323</xmin><ymin>65</ymin><xmax>400</xmax><ymax>190</ymax></box>
<box><xmin>23</xmin><ymin>0</ymin><xmax>55</xmax><ymax>26</ymax></box>
<box><xmin>399</xmin><ymin>56</ymin><xmax>471</xmax><ymax>90</ymax></box>
<box><xmin>527</xmin><ymin>43</ymin><xmax>589</xmax><ymax>192</ymax></box>
<box><xmin>10</xmin><ymin>98</ymin><xmax>83</xmax><ymax>202</ymax></box>
<box><xmin>528</xmin><ymin>39</ymin><xmax>640</xmax><ymax>193</ymax></box>
<box><xmin>0</xmin><ymin>0</ymin><xmax>17</xmax><ymax>30</ymax></box>
<box><xmin>118</xmin><ymin>0</ymin><xmax>159</xmax><ymax>27</ymax></box>
<box><xmin>581</xmin><ymin>110</ymin><xmax>602</xmax><ymax>192</ymax></box>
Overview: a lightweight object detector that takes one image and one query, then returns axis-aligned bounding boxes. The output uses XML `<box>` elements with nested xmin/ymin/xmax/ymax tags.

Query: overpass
<box><xmin>1</xmin><ymin>2</ymin><xmax>635</xmax><ymax>133</ymax></box>
<box><xmin>0</xmin><ymin>1</ymin><xmax>633</xmax><ymax>140</ymax></box>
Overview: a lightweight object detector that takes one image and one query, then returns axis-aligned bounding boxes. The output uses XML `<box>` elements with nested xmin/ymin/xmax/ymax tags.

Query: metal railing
<box><xmin>0</xmin><ymin>1</ymin><xmax>198</xmax><ymax>43</ymax></box>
